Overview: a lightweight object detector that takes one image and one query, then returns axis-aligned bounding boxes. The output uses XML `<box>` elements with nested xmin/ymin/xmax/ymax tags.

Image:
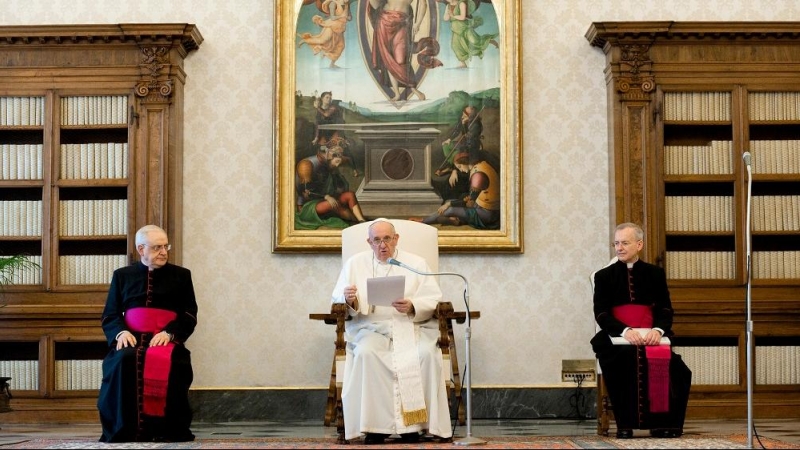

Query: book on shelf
<box><xmin>59</xmin><ymin>254</ymin><xmax>127</xmax><ymax>285</ymax></box>
<box><xmin>664</xmin><ymin>92</ymin><xmax>731</xmax><ymax>121</ymax></box>
<box><xmin>750</xmin><ymin>92</ymin><xmax>800</xmax><ymax>121</ymax></box>
<box><xmin>673</xmin><ymin>346</ymin><xmax>739</xmax><ymax>385</ymax></box>
<box><xmin>55</xmin><ymin>359</ymin><xmax>103</xmax><ymax>390</ymax></box>
<box><xmin>0</xmin><ymin>360</ymin><xmax>39</xmax><ymax>390</ymax></box>
<box><xmin>59</xmin><ymin>199</ymin><xmax>128</xmax><ymax>236</ymax></box>
<box><xmin>756</xmin><ymin>346</ymin><xmax>800</xmax><ymax>385</ymax></box>
<box><xmin>666</xmin><ymin>251</ymin><xmax>736</xmax><ymax>280</ymax></box>
<box><xmin>0</xmin><ymin>200</ymin><xmax>43</xmax><ymax>236</ymax></box>
<box><xmin>61</xmin><ymin>95</ymin><xmax>128</xmax><ymax>126</ymax></box>
<box><xmin>0</xmin><ymin>96</ymin><xmax>44</xmax><ymax>126</ymax></box>
<box><xmin>60</xmin><ymin>142</ymin><xmax>128</xmax><ymax>179</ymax></box>
<box><xmin>0</xmin><ymin>144</ymin><xmax>43</xmax><ymax>180</ymax></box>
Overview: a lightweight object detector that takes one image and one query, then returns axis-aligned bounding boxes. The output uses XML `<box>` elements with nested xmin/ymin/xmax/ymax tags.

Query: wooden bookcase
<box><xmin>0</xmin><ymin>24</ymin><xmax>202</xmax><ymax>422</ymax></box>
<box><xmin>587</xmin><ymin>22</ymin><xmax>800</xmax><ymax>419</ymax></box>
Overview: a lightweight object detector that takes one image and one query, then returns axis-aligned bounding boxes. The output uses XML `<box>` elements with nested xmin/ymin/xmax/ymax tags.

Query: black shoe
<box><xmin>364</xmin><ymin>433</ymin><xmax>388</xmax><ymax>445</ymax></box>
<box><xmin>400</xmin><ymin>432</ymin><xmax>420</xmax><ymax>443</ymax></box>
<box><xmin>616</xmin><ymin>429</ymin><xmax>634</xmax><ymax>439</ymax></box>
<box><xmin>650</xmin><ymin>428</ymin><xmax>682</xmax><ymax>438</ymax></box>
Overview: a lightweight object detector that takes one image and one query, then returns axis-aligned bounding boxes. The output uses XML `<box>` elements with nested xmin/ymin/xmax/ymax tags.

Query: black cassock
<box><xmin>98</xmin><ymin>262</ymin><xmax>198</xmax><ymax>442</ymax></box>
<box><xmin>591</xmin><ymin>259</ymin><xmax>692</xmax><ymax>432</ymax></box>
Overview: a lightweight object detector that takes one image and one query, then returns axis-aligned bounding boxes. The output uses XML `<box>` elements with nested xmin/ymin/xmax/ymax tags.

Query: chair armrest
<box><xmin>310</xmin><ymin>304</ymin><xmax>350</xmax><ymax>355</ymax></box>
<box><xmin>433</xmin><ymin>302</ymin><xmax>481</xmax><ymax>348</ymax></box>
<box><xmin>309</xmin><ymin>303</ymin><xmax>350</xmax><ymax>325</ymax></box>
<box><xmin>434</xmin><ymin>302</ymin><xmax>481</xmax><ymax>324</ymax></box>
<box><xmin>330</xmin><ymin>302</ymin><xmax>349</xmax><ymax>317</ymax></box>
<box><xmin>434</xmin><ymin>301</ymin><xmax>455</xmax><ymax>320</ymax></box>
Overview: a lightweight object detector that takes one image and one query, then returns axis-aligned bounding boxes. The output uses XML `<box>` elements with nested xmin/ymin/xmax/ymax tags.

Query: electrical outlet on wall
<box><xmin>561</xmin><ymin>359</ymin><xmax>596</xmax><ymax>383</ymax></box>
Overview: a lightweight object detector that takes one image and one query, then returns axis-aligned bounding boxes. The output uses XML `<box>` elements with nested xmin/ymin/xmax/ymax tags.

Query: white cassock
<box><xmin>331</xmin><ymin>248</ymin><xmax>452</xmax><ymax>440</ymax></box>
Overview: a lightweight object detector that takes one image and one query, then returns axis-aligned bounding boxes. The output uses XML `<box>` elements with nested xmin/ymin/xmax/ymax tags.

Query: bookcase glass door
<box><xmin>661</xmin><ymin>87</ymin><xmax>800</xmax><ymax>389</ymax></box>
<box><xmin>662</xmin><ymin>90</ymin><xmax>737</xmax><ymax>283</ymax></box>
<box><xmin>0</xmin><ymin>95</ymin><xmax>45</xmax><ymax>286</ymax></box>
<box><xmin>2</xmin><ymin>93</ymin><xmax>133</xmax><ymax>290</ymax></box>
<box><xmin>747</xmin><ymin>90</ymin><xmax>800</xmax><ymax>283</ymax></box>
<box><xmin>55</xmin><ymin>94</ymin><xmax>131</xmax><ymax>289</ymax></box>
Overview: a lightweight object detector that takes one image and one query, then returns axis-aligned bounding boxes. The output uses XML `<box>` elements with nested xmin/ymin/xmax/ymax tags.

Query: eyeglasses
<box><xmin>144</xmin><ymin>244</ymin><xmax>172</xmax><ymax>252</ymax></box>
<box><xmin>369</xmin><ymin>236</ymin><xmax>396</xmax><ymax>246</ymax></box>
<box><xmin>612</xmin><ymin>240</ymin><xmax>640</xmax><ymax>247</ymax></box>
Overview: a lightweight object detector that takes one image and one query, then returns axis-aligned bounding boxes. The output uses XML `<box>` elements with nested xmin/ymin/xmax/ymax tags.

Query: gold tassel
<box><xmin>402</xmin><ymin>408</ymin><xmax>428</xmax><ymax>426</ymax></box>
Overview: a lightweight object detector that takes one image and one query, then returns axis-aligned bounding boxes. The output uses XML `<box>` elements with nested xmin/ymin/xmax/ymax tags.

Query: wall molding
<box><xmin>189</xmin><ymin>387</ymin><xmax>598</xmax><ymax>422</ymax></box>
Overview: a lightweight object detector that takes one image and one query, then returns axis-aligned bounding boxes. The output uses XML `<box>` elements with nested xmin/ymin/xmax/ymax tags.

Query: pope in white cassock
<box><xmin>331</xmin><ymin>219</ymin><xmax>452</xmax><ymax>444</ymax></box>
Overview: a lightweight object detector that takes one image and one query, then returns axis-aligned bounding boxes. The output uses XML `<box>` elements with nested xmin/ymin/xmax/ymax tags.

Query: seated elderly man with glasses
<box><xmin>98</xmin><ymin>224</ymin><xmax>198</xmax><ymax>443</ymax></box>
<box><xmin>330</xmin><ymin>219</ymin><xmax>452</xmax><ymax>445</ymax></box>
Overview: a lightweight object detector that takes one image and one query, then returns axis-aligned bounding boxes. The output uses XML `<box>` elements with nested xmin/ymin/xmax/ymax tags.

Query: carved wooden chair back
<box><xmin>341</xmin><ymin>219</ymin><xmax>439</xmax><ymax>271</ymax></box>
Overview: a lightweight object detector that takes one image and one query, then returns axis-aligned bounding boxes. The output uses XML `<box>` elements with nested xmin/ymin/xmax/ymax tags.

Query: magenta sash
<box><xmin>124</xmin><ymin>307</ymin><xmax>177</xmax><ymax>417</ymax></box>
<box><xmin>612</xmin><ymin>304</ymin><xmax>671</xmax><ymax>413</ymax></box>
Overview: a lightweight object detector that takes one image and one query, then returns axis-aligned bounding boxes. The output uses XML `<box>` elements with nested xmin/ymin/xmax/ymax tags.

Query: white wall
<box><xmin>4</xmin><ymin>0</ymin><xmax>800</xmax><ymax>388</ymax></box>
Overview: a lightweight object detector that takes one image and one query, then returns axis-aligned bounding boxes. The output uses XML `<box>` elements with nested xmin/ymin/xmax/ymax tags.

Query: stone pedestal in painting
<box><xmin>319</xmin><ymin>122</ymin><xmax>444</xmax><ymax>218</ymax></box>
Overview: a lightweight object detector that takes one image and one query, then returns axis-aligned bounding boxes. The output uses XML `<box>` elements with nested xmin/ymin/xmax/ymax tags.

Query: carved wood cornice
<box><xmin>0</xmin><ymin>24</ymin><xmax>202</xmax><ymax>101</ymax></box>
<box><xmin>586</xmin><ymin>21</ymin><xmax>800</xmax><ymax>48</ymax></box>
<box><xmin>0</xmin><ymin>24</ymin><xmax>203</xmax><ymax>55</ymax></box>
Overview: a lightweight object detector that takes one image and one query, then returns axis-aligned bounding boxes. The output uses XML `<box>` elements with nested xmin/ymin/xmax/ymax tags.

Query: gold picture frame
<box><xmin>273</xmin><ymin>0</ymin><xmax>522</xmax><ymax>253</ymax></box>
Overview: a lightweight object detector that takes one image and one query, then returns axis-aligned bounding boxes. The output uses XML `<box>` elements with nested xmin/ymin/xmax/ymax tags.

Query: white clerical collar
<box><xmin>374</xmin><ymin>248</ymin><xmax>398</xmax><ymax>266</ymax></box>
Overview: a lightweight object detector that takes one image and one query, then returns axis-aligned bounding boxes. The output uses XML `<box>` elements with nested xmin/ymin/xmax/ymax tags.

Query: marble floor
<box><xmin>1</xmin><ymin>418</ymin><xmax>799</xmax><ymax>446</ymax></box>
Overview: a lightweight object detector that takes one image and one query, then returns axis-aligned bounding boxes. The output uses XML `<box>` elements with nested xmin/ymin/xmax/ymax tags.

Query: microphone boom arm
<box><xmin>388</xmin><ymin>259</ymin><xmax>472</xmax><ymax>323</ymax></box>
<box><xmin>386</xmin><ymin>257</ymin><xmax>484</xmax><ymax>445</ymax></box>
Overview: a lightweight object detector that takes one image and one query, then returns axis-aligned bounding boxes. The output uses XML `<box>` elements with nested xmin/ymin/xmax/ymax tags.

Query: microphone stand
<box><xmin>388</xmin><ymin>259</ymin><xmax>486</xmax><ymax>446</ymax></box>
<box><xmin>743</xmin><ymin>152</ymin><xmax>754</xmax><ymax>449</ymax></box>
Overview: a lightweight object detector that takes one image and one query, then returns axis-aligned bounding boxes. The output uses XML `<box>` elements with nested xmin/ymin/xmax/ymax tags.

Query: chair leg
<box><xmin>446</xmin><ymin>318</ymin><xmax>467</xmax><ymax>425</ymax></box>
<box><xmin>335</xmin><ymin>385</ymin><xmax>348</xmax><ymax>444</ymax></box>
<box><xmin>324</xmin><ymin>356</ymin><xmax>338</xmax><ymax>427</ymax></box>
<box><xmin>435</xmin><ymin>302</ymin><xmax>468</xmax><ymax>426</ymax></box>
<box><xmin>597</xmin><ymin>375</ymin><xmax>610</xmax><ymax>436</ymax></box>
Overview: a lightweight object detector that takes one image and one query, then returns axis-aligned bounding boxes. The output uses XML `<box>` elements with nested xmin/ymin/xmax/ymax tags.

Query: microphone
<box><xmin>385</xmin><ymin>256</ymin><xmax>484</xmax><ymax>445</ymax></box>
<box><xmin>743</xmin><ymin>151</ymin><xmax>752</xmax><ymax>167</ymax></box>
<box><xmin>387</xmin><ymin>257</ymin><xmax>410</xmax><ymax>270</ymax></box>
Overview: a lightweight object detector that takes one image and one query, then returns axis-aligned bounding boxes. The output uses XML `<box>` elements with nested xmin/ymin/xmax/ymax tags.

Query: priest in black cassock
<box><xmin>591</xmin><ymin>222</ymin><xmax>692</xmax><ymax>439</ymax></box>
<box><xmin>97</xmin><ymin>224</ymin><xmax>198</xmax><ymax>442</ymax></box>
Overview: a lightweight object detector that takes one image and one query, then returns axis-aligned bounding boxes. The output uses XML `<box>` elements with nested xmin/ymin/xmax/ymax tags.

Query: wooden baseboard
<box><xmin>6</xmin><ymin>387</ymin><xmax>800</xmax><ymax>424</ymax></box>
<box><xmin>687</xmin><ymin>396</ymin><xmax>800</xmax><ymax>419</ymax></box>
<box><xmin>1</xmin><ymin>397</ymin><xmax>99</xmax><ymax>423</ymax></box>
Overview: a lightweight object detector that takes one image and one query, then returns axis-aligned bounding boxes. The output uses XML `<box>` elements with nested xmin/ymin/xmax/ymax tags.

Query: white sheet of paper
<box><xmin>367</xmin><ymin>275</ymin><xmax>405</xmax><ymax>307</ymax></box>
<box><xmin>610</xmin><ymin>328</ymin><xmax>671</xmax><ymax>345</ymax></box>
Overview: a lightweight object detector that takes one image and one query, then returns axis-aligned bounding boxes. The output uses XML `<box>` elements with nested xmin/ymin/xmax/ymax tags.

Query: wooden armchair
<box><xmin>310</xmin><ymin>302</ymin><xmax>478</xmax><ymax>443</ymax></box>
<box><xmin>590</xmin><ymin>257</ymin><xmax>618</xmax><ymax>436</ymax></box>
<box><xmin>310</xmin><ymin>219</ymin><xmax>479</xmax><ymax>444</ymax></box>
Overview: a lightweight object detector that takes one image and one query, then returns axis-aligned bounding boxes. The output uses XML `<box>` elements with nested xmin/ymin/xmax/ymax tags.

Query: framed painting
<box><xmin>273</xmin><ymin>0</ymin><xmax>522</xmax><ymax>253</ymax></box>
